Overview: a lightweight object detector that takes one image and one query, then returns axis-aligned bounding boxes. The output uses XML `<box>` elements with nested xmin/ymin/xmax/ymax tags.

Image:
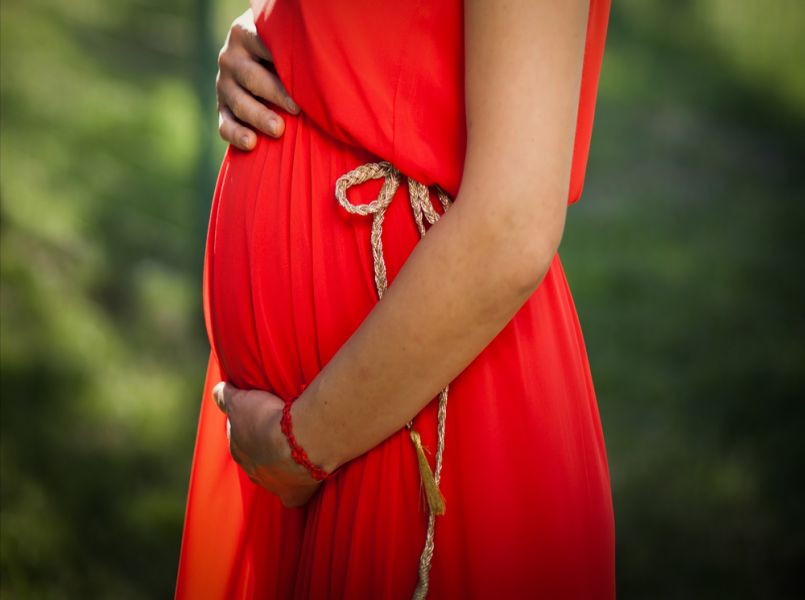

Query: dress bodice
<box><xmin>253</xmin><ymin>0</ymin><xmax>611</xmax><ymax>203</ymax></box>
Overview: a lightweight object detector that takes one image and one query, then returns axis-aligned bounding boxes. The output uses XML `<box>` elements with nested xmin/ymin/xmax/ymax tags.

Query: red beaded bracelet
<box><xmin>280</xmin><ymin>382</ymin><xmax>329</xmax><ymax>481</ymax></box>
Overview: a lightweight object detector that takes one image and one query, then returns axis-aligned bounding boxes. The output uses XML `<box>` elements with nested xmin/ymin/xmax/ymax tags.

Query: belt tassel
<box><xmin>408</xmin><ymin>425</ymin><xmax>446</xmax><ymax>516</ymax></box>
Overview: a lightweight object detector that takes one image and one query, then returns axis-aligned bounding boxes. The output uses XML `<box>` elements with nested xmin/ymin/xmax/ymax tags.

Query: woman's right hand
<box><xmin>216</xmin><ymin>8</ymin><xmax>300</xmax><ymax>151</ymax></box>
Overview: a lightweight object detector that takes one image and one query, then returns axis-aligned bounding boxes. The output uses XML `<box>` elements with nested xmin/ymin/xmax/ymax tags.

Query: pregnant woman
<box><xmin>176</xmin><ymin>0</ymin><xmax>614</xmax><ymax>598</ymax></box>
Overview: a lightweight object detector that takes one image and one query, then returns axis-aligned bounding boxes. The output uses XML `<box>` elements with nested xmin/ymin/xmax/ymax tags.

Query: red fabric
<box><xmin>175</xmin><ymin>1</ymin><xmax>615</xmax><ymax>598</ymax></box>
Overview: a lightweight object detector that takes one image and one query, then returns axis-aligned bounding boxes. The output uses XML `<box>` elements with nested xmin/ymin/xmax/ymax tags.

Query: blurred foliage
<box><xmin>1</xmin><ymin>0</ymin><xmax>210</xmax><ymax>597</ymax></box>
<box><xmin>562</xmin><ymin>1</ymin><xmax>805</xmax><ymax>598</ymax></box>
<box><xmin>0</xmin><ymin>0</ymin><xmax>803</xmax><ymax>598</ymax></box>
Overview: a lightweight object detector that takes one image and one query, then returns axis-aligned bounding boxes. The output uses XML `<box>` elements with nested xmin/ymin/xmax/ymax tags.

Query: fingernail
<box><xmin>268</xmin><ymin>117</ymin><xmax>280</xmax><ymax>135</ymax></box>
<box><xmin>287</xmin><ymin>98</ymin><xmax>300</xmax><ymax>114</ymax></box>
<box><xmin>240</xmin><ymin>135</ymin><xmax>251</xmax><ymax>148</ymax></box>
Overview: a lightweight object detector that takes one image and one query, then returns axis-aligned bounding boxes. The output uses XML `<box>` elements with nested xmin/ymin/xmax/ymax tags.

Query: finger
<box><xmin>218</xmin><ymin>106</ymin><xmax>257</xmax><ymax>150</ymax></box>
<box><xmin>233</xmin><ymin>59</ymin><xmax>300</xmax><ymax>115</ymax></box>
<box><xmin>221</xmin><ymin>83</ymin><xmax>285</xmax><ymax>138</ymax></box>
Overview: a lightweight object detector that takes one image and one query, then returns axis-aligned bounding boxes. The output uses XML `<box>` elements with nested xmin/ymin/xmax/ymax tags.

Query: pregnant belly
<box><xmin>204</xmin><ymin>113</ymin><xmax>422</xmax><ymax>397</ymax></box>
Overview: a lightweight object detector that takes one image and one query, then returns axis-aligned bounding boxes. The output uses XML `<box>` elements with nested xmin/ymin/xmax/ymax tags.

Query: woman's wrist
<box><xmin>279</xmin><ymin>393</ymin><xmax>328</xmax><ymax>480</ymax></box>
<box><xmin>286</xmin><ymin>377</ymin><xmax>345</xmax><ymax>476</ymax></box>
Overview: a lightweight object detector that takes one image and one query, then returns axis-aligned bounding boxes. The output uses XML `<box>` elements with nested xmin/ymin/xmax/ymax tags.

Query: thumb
<box><xmin>212</xmin><ymin>381</ymin><xmax>231</xmax><ymax>413</ymax></box>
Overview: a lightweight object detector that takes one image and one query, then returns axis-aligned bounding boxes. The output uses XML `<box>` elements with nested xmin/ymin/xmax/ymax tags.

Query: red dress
<box><xmin>175</xmin><ymin>1</ymin><xmax>614</xmax><ymax>598</ymax></box>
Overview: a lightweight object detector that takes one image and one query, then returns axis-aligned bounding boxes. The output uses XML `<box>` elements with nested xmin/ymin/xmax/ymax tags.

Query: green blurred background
<box><xmin>1</xmin><ymin>0</ymin><xmax>803</xmax><ymax>597</ymax></box>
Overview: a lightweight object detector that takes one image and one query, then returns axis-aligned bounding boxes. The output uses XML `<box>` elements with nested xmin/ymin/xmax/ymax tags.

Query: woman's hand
<box><xmin>213</xmin><ymin>381</ymin><xmax>322</xmax><ymax>508</ymax></box>
<box><xmin>216</xmin><ymin>8</ymin><xmax>300</xmax><ymax>151</ymax></box>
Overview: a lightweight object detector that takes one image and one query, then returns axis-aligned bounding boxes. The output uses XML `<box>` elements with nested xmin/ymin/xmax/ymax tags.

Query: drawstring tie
<box><xmin>335</xmin><ymin>160</ymin><xmax>452</xmax><ymax>600</ymax></box>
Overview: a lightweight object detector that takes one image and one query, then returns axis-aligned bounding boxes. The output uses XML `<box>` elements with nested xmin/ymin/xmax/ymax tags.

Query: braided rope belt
<box><xmin>334</xmin><ymin>161</ymin><xmax>453</xmax><ymax>599</ymax></box>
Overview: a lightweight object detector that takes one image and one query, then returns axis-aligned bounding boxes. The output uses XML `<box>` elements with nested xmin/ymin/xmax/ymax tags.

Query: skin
<box><xmin>216</xmin><ymin>7</ymin><xmax>299</xmax><ymax>150</ymax></box>
<box><xmin>215</xmin><ymin>0</ymin><xmax>591</xmax><ymax>508</ymax></box>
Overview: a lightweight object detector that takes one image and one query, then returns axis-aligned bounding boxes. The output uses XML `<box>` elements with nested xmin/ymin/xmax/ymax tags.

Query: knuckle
<box><xmin>217</xmin><ymin>47</ymin><xmax>228</xmax><ymax>69</ymax></box>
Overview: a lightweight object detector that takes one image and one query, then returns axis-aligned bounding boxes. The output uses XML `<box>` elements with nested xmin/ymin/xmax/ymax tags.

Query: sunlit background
<box><xmin>1</xmin><ymin>1</ymin><xmax>803</xmax><ymax>597</ymax></box>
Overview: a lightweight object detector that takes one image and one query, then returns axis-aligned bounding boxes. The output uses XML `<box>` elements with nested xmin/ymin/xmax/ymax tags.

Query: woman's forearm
<box><xmin>292</xmin><ymin>181</ymin><xmax>559</xmax><ymax>473</ymax></box>
<box><xmin>290</xmin><ymin>0</ymin><xmax>587</xmax><ymax>474</ymax></box>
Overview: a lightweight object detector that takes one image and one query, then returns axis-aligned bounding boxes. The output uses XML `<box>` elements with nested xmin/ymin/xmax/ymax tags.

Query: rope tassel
<box><xmin>335</xmin><ymin>161</ymin><xmax>453</xmax><ymax>599</ymax></box>
<box><xmin>408</xmin><ymin>425</ymin><xmax>446</xmax><ymax>516</ymax></box>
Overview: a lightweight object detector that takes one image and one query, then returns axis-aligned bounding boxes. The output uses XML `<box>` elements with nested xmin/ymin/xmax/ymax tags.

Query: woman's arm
<box><xmin>292</xmin><ymin>0</ymin><xmax>591</xmax><ymax>473</ymax></box>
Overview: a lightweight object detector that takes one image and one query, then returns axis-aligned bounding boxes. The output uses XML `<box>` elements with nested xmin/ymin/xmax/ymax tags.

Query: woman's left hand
<box><xmin>212</xmin><ymin>381</ymin><xmax>322</xmax><ymax>508</ymax></box>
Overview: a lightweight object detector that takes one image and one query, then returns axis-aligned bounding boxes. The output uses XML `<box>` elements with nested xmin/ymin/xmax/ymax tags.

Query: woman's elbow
<box><xmin>510</xmin><ymin>236</ymin><xmax>564</xmax><ymax>297</ymax></box>
<box><xmin>490</xmin><ymin>199</ymin><xmax>568</xmax><ymax>297</ymax></box>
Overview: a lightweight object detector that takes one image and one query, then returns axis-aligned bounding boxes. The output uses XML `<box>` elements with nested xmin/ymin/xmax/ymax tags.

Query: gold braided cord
<box><xmin>334</xmin><ymin>161</ymin><xmax>452</xmax><ymax>599</ymax></box>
